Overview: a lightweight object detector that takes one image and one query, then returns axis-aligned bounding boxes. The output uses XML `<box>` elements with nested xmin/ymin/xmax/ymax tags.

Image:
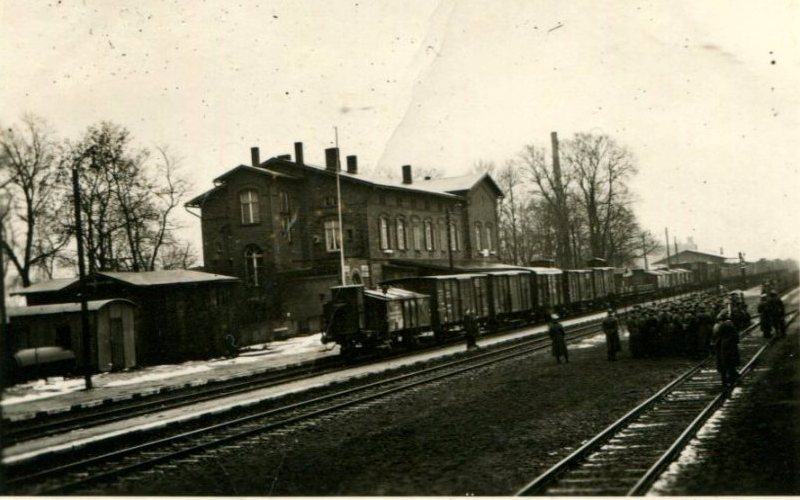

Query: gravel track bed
<box><xmin>652</xmin><ymin>320</ymin><xmax>799</xmax><ymax>496</ymax></box>
<box><xmin>84</xmin><ymin>334</ymin><xmax>698</xmax><ymax>496</ymax></box>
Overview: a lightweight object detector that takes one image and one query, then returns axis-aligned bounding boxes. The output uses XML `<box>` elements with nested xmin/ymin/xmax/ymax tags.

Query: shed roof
<box><xmin>12</xmin><ymin>270</ymin><xmax>240</xmax><ymax>296</ymax></box>
<box><xmin>522</xmin><ymin>267</ymin><xmax>563</xmax><ymax>275</ymax></box>
<box><xmin>100</xmin><ymin>270</ymin><xmax>239</xmax><ymax>287</ymax></box>
<box><xmin>13</xmin><ymin>277</ymin><xmax>78</xmax><ymax>294</ymax></box>
<box><xmin>8</xmin><ymin>299</ymin><xmax>136</xmax><ymax>318</ymax></box>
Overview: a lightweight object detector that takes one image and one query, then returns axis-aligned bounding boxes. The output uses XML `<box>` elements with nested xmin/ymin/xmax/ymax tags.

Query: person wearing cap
<box><xmin>602</xmin><ymin>309</ymin><xmax>622</xmax><ymax>361</ymax></box>
<box><xmin>547</xmin><ymin>313</ymin><xmax>569</xmax><ymax>364</ymax></box>
<box><xmin>712</xmin><ymin>309</ymin><xmax>740</xmax><ymax>388</ymax></box>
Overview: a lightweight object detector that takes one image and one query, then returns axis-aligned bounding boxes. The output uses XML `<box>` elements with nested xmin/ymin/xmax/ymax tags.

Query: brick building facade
<box><xmin>186</xmin><ymin>143</ymin><xmax>504</xmax><ymax>335</ymax></box>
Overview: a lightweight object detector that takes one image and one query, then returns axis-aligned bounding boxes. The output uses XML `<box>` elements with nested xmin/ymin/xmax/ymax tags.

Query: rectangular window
<box><xmin>279</xmin><ymin>191</ymin><xmax>290</xmax><ymax>214</ymax></box>
<box><xmin>282</xmin><ymin>215</ymin><xmax>293</xmax><ymax>242</ymax></box>
<box><xmin>325</xmin><ymin>220</ymin><xmax>340</xmax><ymax>252</ymax></box>
<box><xmin>240</xmin><ymin>190</ymin><xmax>260</xmax><ymax>224</ymax></box>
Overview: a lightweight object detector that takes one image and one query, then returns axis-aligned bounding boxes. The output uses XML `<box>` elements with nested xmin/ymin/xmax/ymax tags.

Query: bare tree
<box><xmin>0</xmin><ymin>115</ymin><xmax>71</xmax><ymax>286</ymax></box>
<box><xmin>68</xmin><ymin>122</ymin><xmax>194</xmax><ymax>272</ymax></box>
<box><xmin>563</xmin><ymin>133</ymin><xmax>638</xmax><ymax>261</ymax></box>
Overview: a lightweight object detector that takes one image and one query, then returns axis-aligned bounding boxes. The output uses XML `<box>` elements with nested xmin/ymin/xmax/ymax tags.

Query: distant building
<box><xmin>185</xmin><ymin>144</ymin><xmax>504</xmax><ymax>334</ymax></box>
<box><xmin>653</xmin><ymin>249</ymin><xmax>732</xmax><ymax>267</ymax></box>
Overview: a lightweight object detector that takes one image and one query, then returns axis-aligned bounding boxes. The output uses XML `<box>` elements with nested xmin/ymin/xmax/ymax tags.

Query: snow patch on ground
<box><xmin>1</xmin><ymin>332</ymin><xmax>329</xmax><ymax>407</ymax></box>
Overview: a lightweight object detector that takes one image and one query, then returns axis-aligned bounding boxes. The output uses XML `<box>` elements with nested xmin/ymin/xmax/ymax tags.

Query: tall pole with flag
<box><xmin>334</xmin><ymin>127</ymin><xmax>346</xmax><ymax>286</ymax></box>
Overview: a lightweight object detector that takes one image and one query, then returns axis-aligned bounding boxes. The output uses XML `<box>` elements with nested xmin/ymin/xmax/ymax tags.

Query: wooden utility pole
<box><xmin>72</xmin><ymin>166</ymin><xmax>93</xmax><ymax>390</ymax></box>
<box><xmin>641</xmin><ymin>232</ymin><xmax>649</xmax><ymax>270</ymax></box>
<box><xmin>664</xmin><ymin>227</ymin><xmax>671</xmax><ymax>269</ymax></box>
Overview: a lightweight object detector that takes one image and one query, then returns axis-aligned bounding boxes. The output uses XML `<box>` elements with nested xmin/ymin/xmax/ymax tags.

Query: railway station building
<box><xmin>186</xmin><ymin>143</ymin><xmax>504</xmax><ymax>336</ymax></box>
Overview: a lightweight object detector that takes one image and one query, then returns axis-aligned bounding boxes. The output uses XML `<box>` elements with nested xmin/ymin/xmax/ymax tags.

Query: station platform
<box><xmin>1</xmin><ymin>284</ymin><xmax>767</xmax><ymax>423</ymax></box>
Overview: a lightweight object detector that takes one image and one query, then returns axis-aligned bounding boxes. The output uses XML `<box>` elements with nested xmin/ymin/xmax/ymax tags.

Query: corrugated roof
<box><xmin>100</xmin><ymin>270</ymin><xmax>239</xmax><ymax>286</ymax></box>
<box><xmin>9</xmin><ymin>299</ymin><xmax>135</xmax><ymax>317</ymax></box>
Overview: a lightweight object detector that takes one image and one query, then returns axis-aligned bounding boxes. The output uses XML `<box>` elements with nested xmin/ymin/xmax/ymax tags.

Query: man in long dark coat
<box><xmin>626</xmin><ymin>306</ymin><xmax>644</xmax><ymax>358</ymax></box>
<box><xmin>548</xmin><ymin>314</ymin><xmax>569</xmax><ymax>364</ymax></box>
<box><xmin>464</xmin><ymin>310</ymin><xmax>479</xmax><ymax>350</ymax></box>
<box><xmin>768</xmin><ymin>291</ymin><xmax>786</xmax><ymax>338</ymax></box>
<box><xmin>602</xmin><ymin>309</ymin><xmax>622</xmax><ymax>361</ymax></box>
<box><xmin>712</xmin><ymin>310</ymin><xmax>740</xmax><ymax>387</ymax></box>
<box><xmin>757</xmin><ymin>294</ymin><xmax>773</xmax><ymax>338</ymax></box>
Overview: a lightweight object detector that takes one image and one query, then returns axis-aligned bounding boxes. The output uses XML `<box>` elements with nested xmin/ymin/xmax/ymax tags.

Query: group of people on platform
<box><xmin>543</xmin><ymin>284</ymin><xmax>787</xmax><ymax>388</ymax></box>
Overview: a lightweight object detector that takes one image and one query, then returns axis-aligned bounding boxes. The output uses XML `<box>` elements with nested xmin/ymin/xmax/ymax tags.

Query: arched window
<box><xmin>474</xmin><ymin>222</ymin><xmax>483</xmax><ymax>251</ymax></box>
<box><xmin>379</xmin><ymin>216</ymin><xmax>391</xmax><ymax>250</ymax></box>
<box><xmin>485</xmin><ymin>224</ymin><xmax>494</xmax><ymax>251</ymax></box>
<box><xmin>424</xmin><ymin>219</ymin><xmax>434</xmax><ymax>250</ymax></box>
<box><xmin>438</xmin><ymin>219</ymin><xmax>447</xmax><ymax>252</ymax></box>
<box><xmin>411</xmin><ymin>217</ymin><xmax>422</xmax><ymax>250</ymax></box>
<box><xmin>244</xmin><ymin>245</ymin><xmax>263</xmax><ymax>286</ymax></box>
<box><xmin>396</xmin><ymin>217</ymin><xmax>407</xmax><ymax>250</ymax></box>
<box><xmin>449</xmin><ymin>221</ymin><xmax>459</xmax><ymax>251</ymax></box>
<box><xmin>240</xmin><ymin>189</ymin><xmax>260</xmax><ymax>224</ymax></box>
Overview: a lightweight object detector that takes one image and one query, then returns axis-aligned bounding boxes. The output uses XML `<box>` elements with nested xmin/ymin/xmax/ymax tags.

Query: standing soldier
<box><xmin>548</xmin><ymin>314</ymin><xmax>569</xmax><ymax>364</ymax></box>
<box><xmin>602</xmin><ymin>309</ymin><xmax>622</xmax><ymax>361</ymax></box>
<box><xmin>627</xmin><ymin>305</ymin><xmax>644</xmax><ymax>358</ymax></box>
<box><xmin>464</xmin><ymin>310</ymin><xmax>479</xmax><ymax>350</ymax></box>
<box><xmin>712</xmin><ymin>310</ymin><xmax>740</xmax><ymax>388</ymax></box>
<box><xmin>768</xmin><ymin>291</ymin><xmax>786</xmax><ymax>338</ymax></box>
<box><xmin>757</xmin><ymin>293</ymin><xmax>773</xmax><ymax>339</ymax></box>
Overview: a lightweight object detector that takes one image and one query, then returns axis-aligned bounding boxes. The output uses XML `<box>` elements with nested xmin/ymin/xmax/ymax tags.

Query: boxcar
<box><xmin>524</xmin><ymin>267</ymin><xmax>564</xmax><ymax>313</ymax></box>
<box><xmin>382</xmin><ymin>274</ymin><xmax>490</xmax><ymax>335</ymax></box>
<box><xmin>322</xmin><ymin>284</ymin><xmax>431</xmax><ymax>351</ymax></box>
<box><xmin>485</xmin><ymin>270</ymin><xmax>533</xmax><ymax>321</ymax></box>
<box><xmin>563</xmin><ymin>269</ymin><xmax>595</xmax><ymax>308</ymax></box>
<box><xmin>591</xmin><ymin>267</ymin><xmax>616</xmax><ymax>303</ymax></box>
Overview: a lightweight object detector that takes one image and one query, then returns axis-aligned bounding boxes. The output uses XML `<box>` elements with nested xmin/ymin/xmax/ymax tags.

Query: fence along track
<box><xmin>6</xmin><ymin>316</ymin><xmax>607</xmax><ymax>495</ymax></box>
<box><xmin>516</xmin><ymin>305</ymin><xmax>797</xmax><ymax>497</ymax></box>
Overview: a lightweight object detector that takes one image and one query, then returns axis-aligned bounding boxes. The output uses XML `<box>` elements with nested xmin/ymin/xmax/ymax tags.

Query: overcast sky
<box><xmin>2</xmin><ymin>0</ymin><xmax>798</xmax><ymax>262</ymax></box>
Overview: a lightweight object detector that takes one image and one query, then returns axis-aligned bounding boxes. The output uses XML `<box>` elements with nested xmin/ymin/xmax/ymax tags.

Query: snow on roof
<box><xmin>364</xmin><ymin>287</ymin><xmax>429</xmax><ymax>300</ymax></box>
<box><xmin>100</xmin><ymin>270</ymin><xmax>239</xmax><ymax>286</ymax></box>
<box><xmin>213</xmin><ymin>164</ymin><xmax>302</xmax><ymax>183</ymax></box>
<box><xmin>11</xmin><ymin>278</ymin><xmax>78</xmax><ymax>295</ymax></box>
<box><xmin>8</xmin><ymin>299</ymin><xmax>135</xmax><ymax>318</ymax></box>
<box><xmin>522</xmin><ymin>267</ymin><xmax>563</xmax><ymax>275</ymax></box>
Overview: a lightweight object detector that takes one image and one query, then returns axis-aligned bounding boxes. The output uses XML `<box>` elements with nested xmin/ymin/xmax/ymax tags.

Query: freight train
<box><xmin>321</xmin><ymin>261</ymin><xmax>794</xmax><ymax>356</ymax></box>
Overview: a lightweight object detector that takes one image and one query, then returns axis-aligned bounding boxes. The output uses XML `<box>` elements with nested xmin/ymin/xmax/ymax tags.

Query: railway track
<box><xmin>515</xmin><ymin>306</ymin><xmax>798</xmax><ymax>496</ymax></box>
<box><xmin>5</xmin><ymin>317</ymin><xmax>609</xmax><ymax>495</ymax></box>
<box><xmin>3</xmin><ymin>288</ymin><xmax>698</xmax><ymax>446</ymax></box>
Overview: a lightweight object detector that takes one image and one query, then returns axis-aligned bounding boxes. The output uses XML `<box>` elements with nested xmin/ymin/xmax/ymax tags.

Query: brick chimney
<box><xmin>294</xmin><ymin>142</ymin><xmax>304</xmax><ymax>165</ymax></box>
<box><xmin>346</xmin><ymin>155</ymin><xmax>358</xmax><ymax>174</ymax></box>
<box><xmin>251</xmin><ymin>147</ymin><xmax>260</xmax><ymax>167</ymax></box>
<box><xmin>402</xmin><ymin>164</ymin><xmax>412</xmax><ymax>184</ymax></box>
<box><xmin>325</xmin><ymin>147</ymin><xmax>340</xmax><ymax>172</ymax></box>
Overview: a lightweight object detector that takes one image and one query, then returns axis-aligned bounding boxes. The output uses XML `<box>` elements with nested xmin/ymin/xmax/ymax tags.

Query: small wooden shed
<box><xmin>8</xmin><ymin>299</ymin><xmax>137</xmax><ymax>373</ymax></box>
